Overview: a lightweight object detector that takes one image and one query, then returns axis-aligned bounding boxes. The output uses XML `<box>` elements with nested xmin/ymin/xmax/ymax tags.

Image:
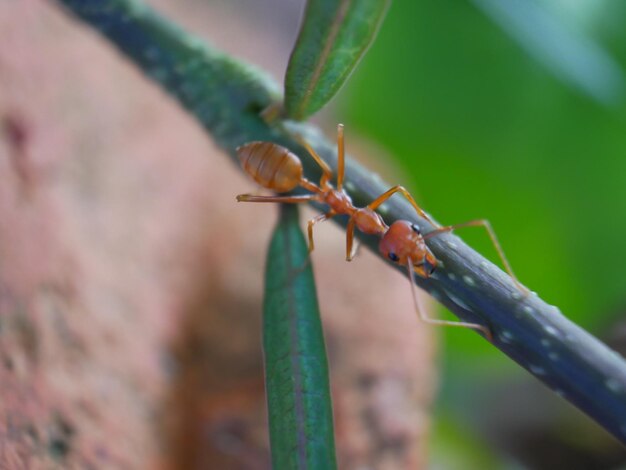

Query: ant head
<box><xmin>379</xmin><ymin>220</ymin><xmax>437</xmax><ymax>278</ymax></box>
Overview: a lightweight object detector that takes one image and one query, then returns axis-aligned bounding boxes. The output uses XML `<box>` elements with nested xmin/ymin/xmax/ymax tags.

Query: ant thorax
<box><xmin>325</xmin><ymin>188</ymin><xmax>354</xmax><ymax>215</ymax></box>
<box><xmin>352</xmin><ymin>208</ymin><xmax>387</xmax><ymax>235</ymax></box>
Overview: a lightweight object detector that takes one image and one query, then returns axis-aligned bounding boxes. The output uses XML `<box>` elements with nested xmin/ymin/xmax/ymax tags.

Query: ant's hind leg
<box><xmin>294</xmin><ymin>135</ymin><xmax>334</xmax><ymax>188</ymax></box>
<box><xmin>336</xmin><ymin>124</ymin><xmax>346</xmax><ymax>190</ymax></box>
<box><xmin>260</xmin><ymin>102</ymin><xmax>283</xmax><ymax>124</ymax></box>
<box><xmin>307</xmin><ymin>211</ymin><xmax>335</xmax><ymax>252</ymax></box>
<box><xmin>423</xmin><ymin>219</ymin><xmax>527</xmax><ymax>294</ymax></box>
<box><xmin>236</xmin><ymin>194</ymin><xmax>316</xmax><ymax>204</ymax></box>
<box><xmin>406</xmin><ymin>258</ymin><xmax>493</xmax><ymax>341</ymax></box>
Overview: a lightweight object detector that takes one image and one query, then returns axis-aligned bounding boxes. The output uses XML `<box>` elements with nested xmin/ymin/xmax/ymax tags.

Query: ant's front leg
<box><xmin>423</xmin><ymin>219</ymin><xmax>527</xmax><ymax>295</ymax></box>
<box><xmin>406</xmin><ymin>258</ymin><xmax>493</xmax><ymax>341</ymax></box>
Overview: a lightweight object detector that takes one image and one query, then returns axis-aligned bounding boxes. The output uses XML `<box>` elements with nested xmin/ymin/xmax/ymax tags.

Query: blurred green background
<box><xmin>337</xmin><ymin>0</ymin><xmax>626</xmax><ymax>467</ymax></box>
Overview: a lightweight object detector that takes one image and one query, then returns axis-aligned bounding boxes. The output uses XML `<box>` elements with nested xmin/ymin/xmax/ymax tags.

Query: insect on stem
<box><xmin>236</xmin><ymin>125</ymin><xmax>527</xmax><ymax>339</ymax></box>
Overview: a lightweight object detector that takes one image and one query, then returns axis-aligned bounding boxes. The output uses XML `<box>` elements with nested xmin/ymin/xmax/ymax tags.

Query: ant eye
<box><xmin>388</xmin><ymin>252</ymin><xmax>399</xmax><ymax>262</ymax></box>
<box><xmin>411</xmin><ymin>224</ymin><xmax>421</xmax><ymax>234</ymax></box>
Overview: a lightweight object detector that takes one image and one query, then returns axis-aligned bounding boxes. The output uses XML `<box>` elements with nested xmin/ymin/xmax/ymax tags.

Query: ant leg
<box><xmin>294</xmin><ymin>135</ymin><xmax>334</xmax><ymax>188</ymax></box>
<box><xmin>407</xmin><ymin>258</ymin><xmax>493</xmax><ymax>341</ymax></box>
<box><xmin>260</xmin><ymin>102</ymin><xmax>283</xmax><ymax>124</ymax></box>
<box><xmin>236</xmin><ymin>194</ymin><xmax>316</xmax><ymax>204</ymax></box>
<box><xmin>300</xmin><ymin>124</ymin><xmax>345</xmax><ymax>189</ymax></box>
<box><xmin>307</xmin><ymin>211</ymin><xmax>335</xmax><ymax>252</ymax></box>
<box><xmin>367</xmin><ymin>186</ymin><xmax>438</xmax><ymax>228</ymax></box>
<box><xmin>336</xmin><ymin>124</ymin><xmax>345</xmax><ymax>191</ymax></box>
<box><xmin>345</xmin><ymin>217</ymin><xmax>361</xmax><ymax>261</ymax></box>
<box><xmin>423</xmin><ymin>219</ymin><xmax>527</xmax><ymax>294</ymax></box>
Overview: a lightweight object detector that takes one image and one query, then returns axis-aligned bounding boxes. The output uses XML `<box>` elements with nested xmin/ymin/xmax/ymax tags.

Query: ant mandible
<box><xmin>236</xmin><ymin>124</ymin><xmax>524</xmax><ymax>340</ymax></box>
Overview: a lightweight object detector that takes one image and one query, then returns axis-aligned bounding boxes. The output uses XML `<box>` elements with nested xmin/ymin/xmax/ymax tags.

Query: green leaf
<box><xmin>284</xmin><ymin>0</ymin><xmax>390</xmax><ymax>120</ymax></box>
<box><xmin>263</xmin><ymin>204</ymin><xmax>337</xmax><ymax>469</ymax></box>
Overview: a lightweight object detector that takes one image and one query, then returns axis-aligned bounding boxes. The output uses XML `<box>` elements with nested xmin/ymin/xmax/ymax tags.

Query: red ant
<box><xmin>236</xmin><ymin>124</ymin><xmax>524</xmax><ymax>340</ymax></box>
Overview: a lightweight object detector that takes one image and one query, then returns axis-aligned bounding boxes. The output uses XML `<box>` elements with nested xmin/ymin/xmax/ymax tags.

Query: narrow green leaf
<box><xmin>284</xmin><ymin>0</ymin><xmax>390</xmax><ymax>120</ymax></box>
<box><xmin>263</xmin><ymin>204</ymin><xmax>336</xmax><ymax>470</ymax></box>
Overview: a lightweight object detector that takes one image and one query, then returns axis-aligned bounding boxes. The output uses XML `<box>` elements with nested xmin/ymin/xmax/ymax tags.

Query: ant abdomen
<box><xmin>237</xmin><ymin>141</ymin><xmax>303</xmax><ymax>193</ymax></box>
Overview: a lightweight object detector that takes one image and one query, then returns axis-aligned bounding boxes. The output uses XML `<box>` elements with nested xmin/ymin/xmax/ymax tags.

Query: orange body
<box><xmin>238</xmin><ymin>141</ymin><xmax>303</xmax><ymax>193</ymax></box>
<box><xmin>236</xmin><ymin>139</ymin><xmax>436</xmax><ymax>277</ymax></box>
<box><xmin>237</xmin><ymin>141</ymin><xmax>391</xmax><ymax>241</ymax></box>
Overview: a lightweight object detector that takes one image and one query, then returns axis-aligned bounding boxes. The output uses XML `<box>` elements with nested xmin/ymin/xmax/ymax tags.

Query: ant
<box><xmin>236</xmin><ymin>124</ymin><xmax>525</xmax><ymax>340</ymax></box>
